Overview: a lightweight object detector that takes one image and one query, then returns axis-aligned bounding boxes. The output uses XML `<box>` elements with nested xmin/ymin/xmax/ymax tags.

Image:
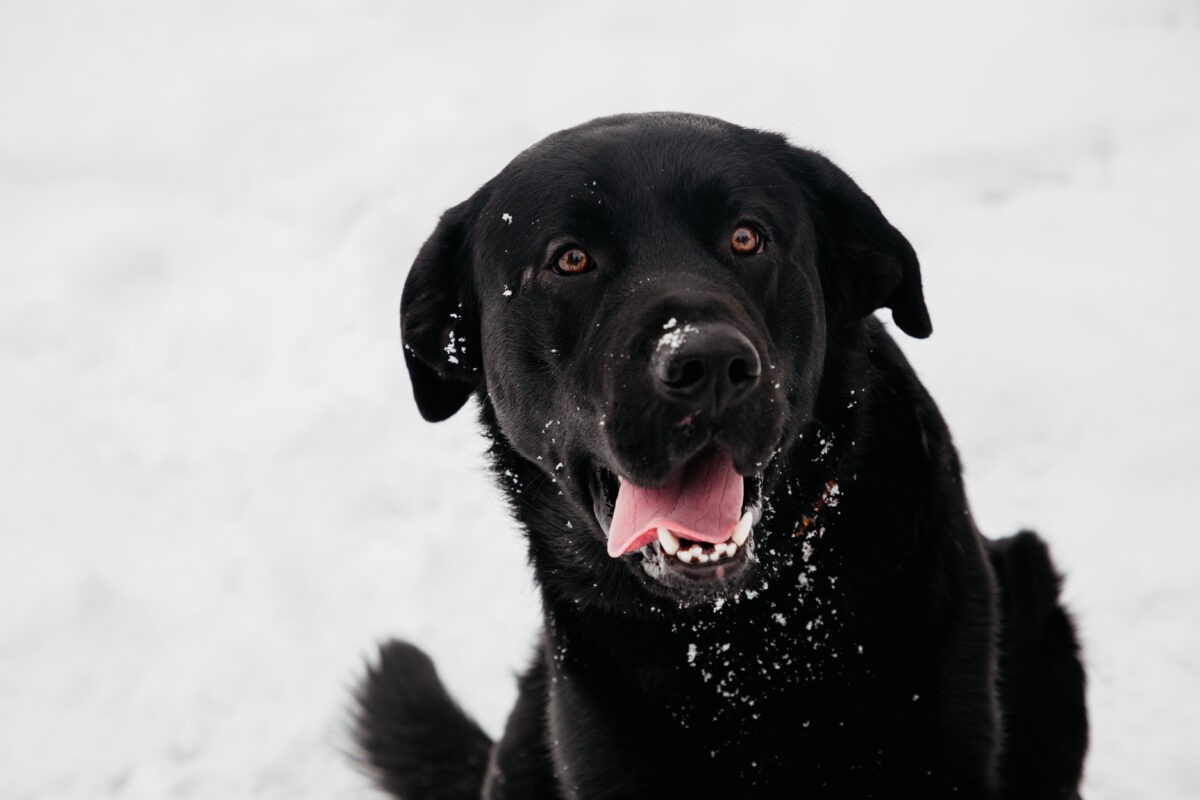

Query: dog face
<box><xmin>401</xmin><ymin>113</ymin><xmax>929</xmax><ymax>606</ymax></box>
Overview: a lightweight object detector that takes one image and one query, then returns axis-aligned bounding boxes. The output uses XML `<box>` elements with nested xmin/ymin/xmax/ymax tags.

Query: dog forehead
<box><xmin>470</xmin><ymin>116</ymin><xmax>799</xmax><ymax>264</ymax></box>
<box><xmin>489</xmin><ymin>114</ymin><xmax>789</xmax><ymax>206</ymax></box>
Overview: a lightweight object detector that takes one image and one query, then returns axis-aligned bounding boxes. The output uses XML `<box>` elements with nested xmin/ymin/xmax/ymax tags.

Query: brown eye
<box><xmin>555</xmin><ymin>247</ymin><xmax>592</xmax><ymax>275</ymax></box>
<box><xmin>730</xmin><ymin>225</ymin><xmax>764</xmax><ymax>255</ymax></box>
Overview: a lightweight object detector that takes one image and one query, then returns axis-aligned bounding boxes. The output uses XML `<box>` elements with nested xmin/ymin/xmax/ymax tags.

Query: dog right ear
<box><xmin>400</xmin><ymin>200</ymin><xmax>482</xmax><ymax>422</ymax></box>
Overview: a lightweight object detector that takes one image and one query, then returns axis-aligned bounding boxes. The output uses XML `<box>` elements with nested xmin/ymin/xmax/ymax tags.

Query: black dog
<box><xmin>356</xmin><ymin>113</ymin><xmax>1088</xmax><ymax>799</ymax></box>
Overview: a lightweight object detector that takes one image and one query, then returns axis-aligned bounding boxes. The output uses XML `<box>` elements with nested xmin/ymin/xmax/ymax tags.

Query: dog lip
<box><xmin>638</xmin><ymin>527</ymin><xmax>758</xmax><ymax>592</ymax></box>
<box><xmin>589</xmin><ymin>467</ymin><xmax>616</xmax><ymax>536</ymax></box>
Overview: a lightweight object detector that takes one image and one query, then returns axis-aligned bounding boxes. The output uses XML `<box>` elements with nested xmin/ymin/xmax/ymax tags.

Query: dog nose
<box><xmin>650</xmin><ymin>323</ymin><xmax>761</xmax><ymax>412</ymax></box>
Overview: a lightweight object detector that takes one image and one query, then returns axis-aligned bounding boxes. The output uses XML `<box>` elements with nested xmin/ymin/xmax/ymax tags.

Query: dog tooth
<box><xmin>678</xmin><ymin>549</ymin><xmax>694</xmax><ymax>564</ymax></box>
<box><xmin>726</xmin><ymin>542</ymin><xmax>738</xmax><ymax>557</ymax></box>
<box><xmin>695</xmin><ymin>551</ymin><xmax>710</xmax><ymax>564</ymax></box>
<box><xmin>657</xmin><ymin>527</ymin><xmax>681</xmax><ymax>555</ymax></box>
<box><xmin>732</xmin><ymin>511</ymin><xmax>753</xmax><ymax>546</ymax></box>
<box><xmin>712</xmin><ymin>542</ymin><xmax>728</xmax><ymax>558</ymax></box>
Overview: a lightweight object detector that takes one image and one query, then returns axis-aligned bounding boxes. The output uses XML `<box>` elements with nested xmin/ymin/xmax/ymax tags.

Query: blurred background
<box><xmin>2</xmin><ymin>1</ymin><xmax>1198</xmax><ymax>797</ymax></box>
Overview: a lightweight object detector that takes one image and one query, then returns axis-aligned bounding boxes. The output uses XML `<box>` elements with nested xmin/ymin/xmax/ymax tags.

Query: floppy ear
<box><xmin>789</xmin><ymin>149</ymin><xmax>932</xmax><ymax>338</ymax></box>
<box><xmin>400</xmin><ymin>200</ymin><xmax>483</xmax><ymax>421</ymax></box>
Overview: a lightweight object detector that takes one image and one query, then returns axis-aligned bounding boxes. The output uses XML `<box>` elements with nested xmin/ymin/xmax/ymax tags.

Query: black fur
<box><xmin>355</xmin><ymin>641</ymin><xmax>492</xmax><ymax>799</ymax></box>
<box><xmin>356</xmin><ymin>113</ymin><xmax>1087</xmax><ymax>799</ymax></box>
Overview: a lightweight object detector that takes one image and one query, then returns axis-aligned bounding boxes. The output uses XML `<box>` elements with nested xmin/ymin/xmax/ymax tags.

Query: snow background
<box><xmin>2</xmin><ymin>0</ymin><xmax>1198</xmax><ymax>797</ymax></box>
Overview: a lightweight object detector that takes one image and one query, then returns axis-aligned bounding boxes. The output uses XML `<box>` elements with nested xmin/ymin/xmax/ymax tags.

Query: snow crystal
<box><xmin>656</xmin><ymin>323</ymin><xmax>698</xmax><ymax>353</ymax></box>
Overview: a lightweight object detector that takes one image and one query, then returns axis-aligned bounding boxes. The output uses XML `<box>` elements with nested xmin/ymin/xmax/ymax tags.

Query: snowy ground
<box><xmin>2</xmin><ymin>1</ymin><xmax>1198</xmax><ymax>797</ymax></box>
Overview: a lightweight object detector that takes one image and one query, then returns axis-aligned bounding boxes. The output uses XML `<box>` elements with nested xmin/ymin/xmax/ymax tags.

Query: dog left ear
<box><xmin>400</xmin><ymin>199</ymin><xmax>483</xmax><ymax>422</ymax></box>
<box><xmin>788</xmin><ymin>149</ymin><xmax>932</xmax><ymax>339</ymax></box>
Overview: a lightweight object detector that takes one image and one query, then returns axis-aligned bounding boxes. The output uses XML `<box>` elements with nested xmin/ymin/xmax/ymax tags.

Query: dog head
<box><xmin>400</xmin><ymin>113</ymin><xmax>929</xmax><ymax>607</ymax></box>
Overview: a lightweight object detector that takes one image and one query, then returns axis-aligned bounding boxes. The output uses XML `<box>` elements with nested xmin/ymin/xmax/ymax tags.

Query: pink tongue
<box><xmin>607</xmin><ymin>449</ymin><xmax>744</xmax><ymax>557</ymax></box>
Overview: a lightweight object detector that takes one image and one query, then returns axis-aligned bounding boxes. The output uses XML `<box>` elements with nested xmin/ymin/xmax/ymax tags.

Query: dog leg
<box><xmin>482</xmin><ymin>647</ymin><xmax>560</xmax><ymax>799</ymax></box>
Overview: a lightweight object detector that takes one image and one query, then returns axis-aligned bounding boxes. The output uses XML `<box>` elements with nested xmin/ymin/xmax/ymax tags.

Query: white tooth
<box><xmin>689</xmin><ymin>544</ymin><xmax>704</xmax><ymax>558</ymax></box>
<box><xmin>657</xmin><ymin>527</ymin><xmax>680</xmax><ymax>555</ymax></box>
<box><xmin>695</xmin><ymin>551</ymin><xmax>710</xmax><ymax>564</ymax></box>
<box><xmin>712</xmin><ymin>542</ymin><xmax>728</xmax><ymax>558</ymax></box>
<box><xmin>726</xmin><ymin>542</ymin><xmax>738</xmax><ymax>557</ymax></box>
<box><xmin>732</xmin><ymin>511</ymin><xmax>752</xmax><ymax>546</ymax></box>
<box><xmin>677</xmin><ymin>549</ymin><xmax>694</xmax><ymax>564</ymax></box>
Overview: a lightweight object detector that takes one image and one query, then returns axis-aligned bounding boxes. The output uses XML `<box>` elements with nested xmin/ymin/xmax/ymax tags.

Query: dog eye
<box><xmin>554</xmin><ymin>247</ymin><xmax>593</xmax><ymax>276</ymax></box>
<box><xmin>730</xmin><ymin>224</ymin><xmax>764</xmax><ymax>255</ymax></box>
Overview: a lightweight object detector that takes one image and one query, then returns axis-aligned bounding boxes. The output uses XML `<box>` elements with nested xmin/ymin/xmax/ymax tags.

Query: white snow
<box><xmin>2</xmin><ymin>1</ymin><xmax>1198</xmax><ymax>798</ymax></box>
<box><xmin>657</xmin><ymin>323</ymin><xmax>699</xmax><ymax>354</ymax></box>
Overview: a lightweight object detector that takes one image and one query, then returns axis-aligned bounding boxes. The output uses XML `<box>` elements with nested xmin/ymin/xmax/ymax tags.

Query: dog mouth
<box><xmin>589</xmin><ymin>446</ymin><xmax>763</xmax><ymax>597</ymax></box>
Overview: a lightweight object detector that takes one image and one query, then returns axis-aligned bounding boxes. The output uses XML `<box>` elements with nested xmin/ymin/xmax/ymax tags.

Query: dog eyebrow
<box><xmin>541</xmin><ymin>193</ymin><xmax>620</xmax><ymax>245</ymax></box>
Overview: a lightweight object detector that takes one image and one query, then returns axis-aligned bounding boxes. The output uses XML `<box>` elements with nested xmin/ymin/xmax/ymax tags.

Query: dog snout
<box><xmin>649</xmin><ymin>323</ymin><xmax>762</xmax><ymax>413</ymax></box>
